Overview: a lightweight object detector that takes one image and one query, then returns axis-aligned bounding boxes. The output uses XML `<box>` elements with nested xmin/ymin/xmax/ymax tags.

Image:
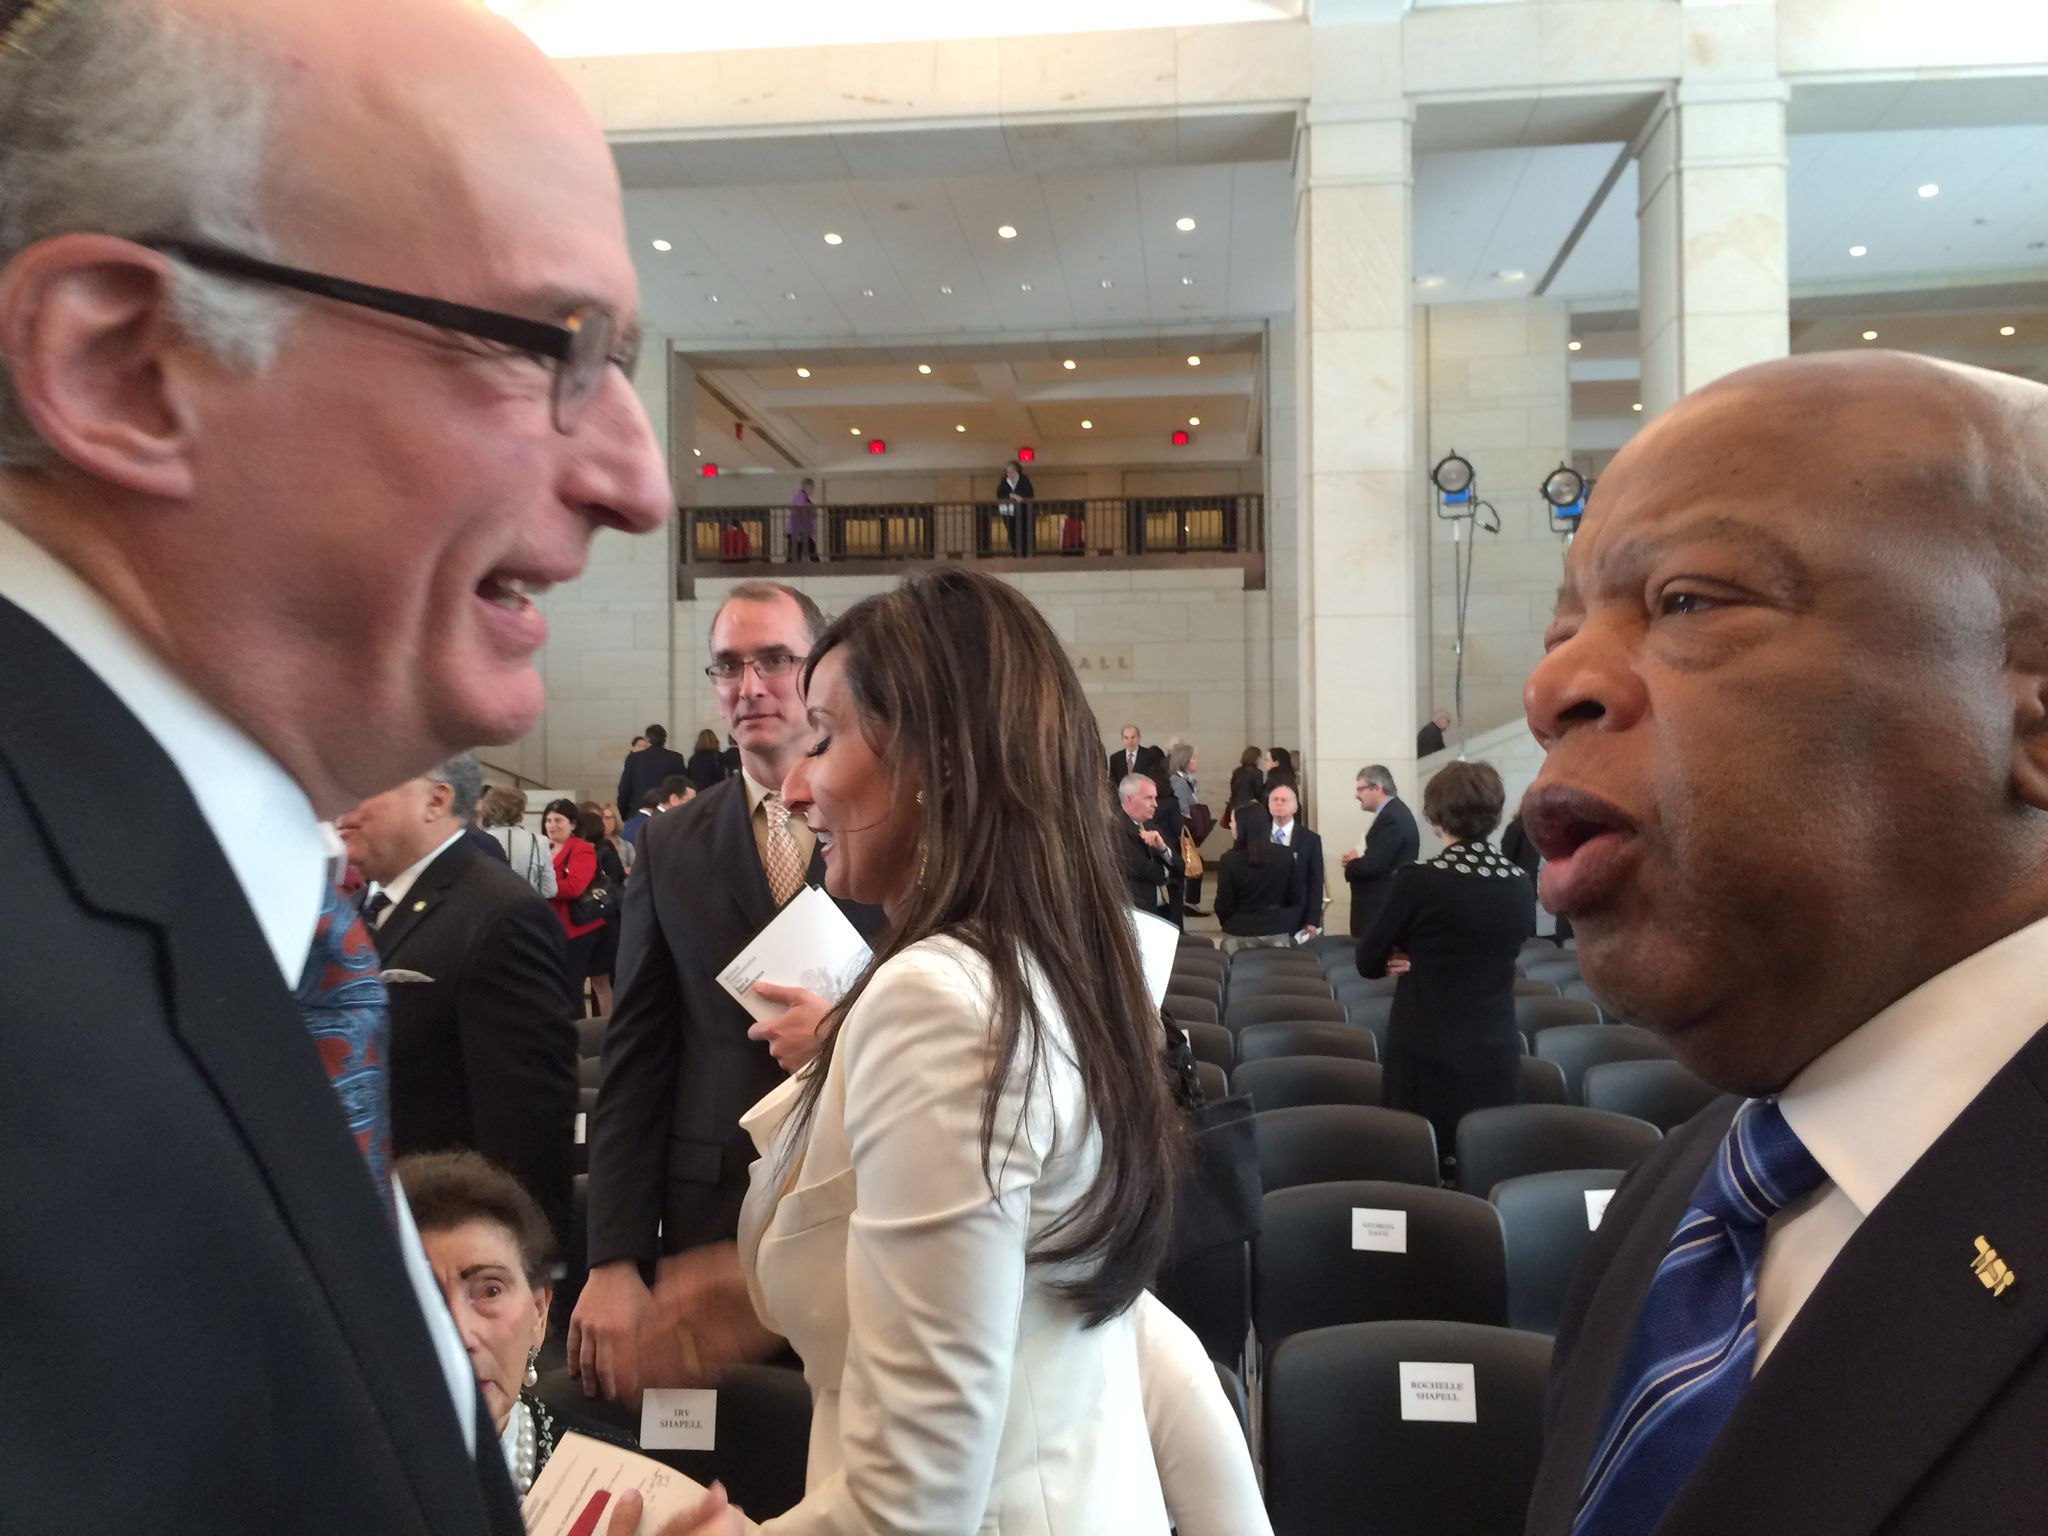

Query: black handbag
<box><xmin>1161</xmin><ymin>1009</ymin><xmax>1262</xmax><ymax>1266</ymax></box>
<box><xmin>568</xmin><ymin>874</ymin><xmax>617</xmax><ymax>926</ymax></box>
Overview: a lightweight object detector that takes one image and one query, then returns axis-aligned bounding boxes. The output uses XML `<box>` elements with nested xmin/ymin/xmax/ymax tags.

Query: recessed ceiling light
<box><xmin>650</xmin><ymin>239</ymin><xmax>672</xmax><ymax>252</ymax></box>
<box><xmin>823</xmin><ymin>232</ymin><xmax>843</xmax><ymax>245</ymax></box>
<box><xmin>795</xmin><ymin>367</ymin><xmax>811</xmax><ymax>378</ymax></box>
<box><xmin>955</xmin><ymin>423</ymin><xmax>966</xmax><ymax>432</ymax></box>
<box><xmin>1062</xmin><ymin>359</ymin><xmax>1076</xmax><ymax>370</ymax></box>
<box><xmin>939</xmin><ymin>284</ymin><xmax>953</xmax><ymax>295</ymax></box>
<box><xmin>1188</xmin><ymin>416</ymin><xmax>1200</xmax><ymax>427</ymax></box>
<box><xmin>1862</xmin><ymin>329</ymin><xmax>1878</xmax><ymax>341</ymax></box>
<box><xmin>850</xmin><ymin>427</ymin><xmax>861</xmax><ymax>435</ymax></box>
<box><xmin>783</xmin><ymin>290</ymin><xmax>797</xmax><ymax>300</ymax></box>
<box><xmin>917</xmin><ymin>363</ymin><xmax>932</xmax><ymax>374</ymax></box>
<box><xmin>1181</xmin><ymin>276</ymin><xmax>1195</xmax><ymax>287</ymax></box>
<box><xmin>692</xmin><ymin>448</ymin><xmax>702</xmax><ymax>456</ymax></box>
<box><xmin>998</xmin><ymin>224</ymin><xmax>1018</xmax><ymax>239</ymax></box>
<box><xmin>1416</xmin><ymin>275</ymin><xmax>1446</xmax><ymax>289</ymax></box>
<box><xmin>1631</xmin><ymin>402</ymin><xmax>1643</xmax><ymax>412</ymax></box>
<box><xmin>1848</xmin><ymin>244</ymin><xmax>1868</xmax><ymax>257</ymax></box>
<box><xmin>707</xmin><ymin>294</ymin><xmax>719</xmax><ymax>303</ymax></box>
<box><xmin>1175</xmin><ymin>217</ymin><xmax>1196</xmax><ymax>232</ymax></box>
<box><xmin>2000</xmin><ymin>325</ymin><xmax>2017</xmax><ymax>336</ymax></box>
<box><xmin>1496</xmin><ymin>269</ymin><xmax>1527</xmax><ymax>282</ymax></box>
<box><xmin>1019</xmin><ymin>283</ymin><xmax>1032</xmax><ymax>292</ymax></box>
<box><xmin>1081</xmin><ymin>419</ymin><xmax>1093</xmax><ymax>430</ymax></box>
<box><xmin>1567</xmin><ymin>340</ymin><xmax>1583</xmax><ymax>352</ymax></box>
<box><xmin>1917</xmin><ymin>183</ymin><xmax>1940</xmax><ymax>198</ymax></box>
<box><xmin>861</xmin><ymin>288</ymin><xmax>875</xmax><ymax>299</ymax></box>
<box><xmin>1100</xmin><ymin>278</ymin><xmax>1114</xmax><ymax>289</ymax></box>
<box><xmin>1187</xmin><ymin>355</ymin><xmax>1202</xmax><ymax>367</ymax></box>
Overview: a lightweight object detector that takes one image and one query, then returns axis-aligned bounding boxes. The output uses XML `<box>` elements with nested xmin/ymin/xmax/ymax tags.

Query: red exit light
<box><xmin>867</xmin><ymin>438</ymin><xmax>887</xmax><ymax>455</ymax></box>
<box><xmin>701</xmin><ymin>462</ymin><xmax>719</xmax><ymax>477</ymax></box>
<box><xmin>1017</xmin><ymin>445</ymin><xmax>1036</xmax><ymax>463</ymax></box>
<box><xmin>1171</xmin><ymin>430</ymin><xmax>1189</xmax><ymax>447</ymax></box>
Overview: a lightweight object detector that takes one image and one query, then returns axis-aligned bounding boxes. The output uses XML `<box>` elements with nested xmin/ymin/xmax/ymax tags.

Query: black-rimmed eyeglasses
<box><xmin>704</xmin><ymin>650</ymin><xmax>807</xmax><ymax>683</ymax></box>
<box><xmin>148</xmin><ymin>240</ymin><xmax>639</xmax><ymax>435</ymax></box>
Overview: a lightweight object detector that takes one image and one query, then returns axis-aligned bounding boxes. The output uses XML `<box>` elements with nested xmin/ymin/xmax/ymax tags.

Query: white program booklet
<box><xmin>715</xmin><ymin>883</ymin><xmax>874</xmax><ymax>1023</ymax></box>
<box><xmin>1132</xmin><ymin>908</ymin><xmax>1179</xmax><ymax>1007</ymax></box>
<box><xmin>521</xmin><ymin>1432</ymin><xmax>715</xmax><ymax>1535</ymax></box>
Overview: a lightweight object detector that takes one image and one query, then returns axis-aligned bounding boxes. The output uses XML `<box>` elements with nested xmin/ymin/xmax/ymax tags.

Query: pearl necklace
<box><xmin>511</xmin><ymin>1397</ymin><xmax>538</xmax><ymax>1494</ymax></box>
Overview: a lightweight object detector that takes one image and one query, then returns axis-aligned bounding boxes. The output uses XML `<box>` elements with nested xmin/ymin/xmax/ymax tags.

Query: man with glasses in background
<box><xmin>572</xmin><ymin>581</ymin><xmax>887</xmax><ymax>1404</ymax></box>
<box><xmin>0</xmin><ymin>0</ymin><xmax>669</xmax><ymax>1529</ymax></box>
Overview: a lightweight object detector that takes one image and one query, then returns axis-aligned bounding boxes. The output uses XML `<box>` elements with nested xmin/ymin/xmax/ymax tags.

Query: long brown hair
<box><xmin>789</xmin><ymin>568</ymin><xmax>1181</xmax><ymax>1324</ymax></box>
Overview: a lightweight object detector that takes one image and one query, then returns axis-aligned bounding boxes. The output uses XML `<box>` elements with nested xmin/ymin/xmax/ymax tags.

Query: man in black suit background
<box><xmin>1109</xmin><ymin>721</ymin><xmax>1167</xmax><ymax>789</ymax></box>
<box><xmin>1521</xmin><ymin>352</ymin><xmax>2048</xmax><ymax>1536</ymax></box>
<box><xmin>572</xmin><ymin>580</ymin><xmax>886</xmax><ymax>1402</ymax></box>
<box><xmin>1416</xmin><ymin>707</ymin><xmax>1452</xmax><ymax>756</ymax></box>
<box><xmin>1341</xmin><ymin>765</ymin><xmax>1421</xmax><ymax>938</ymax></box>
<box><xmin>1116</xmin><ymin>772</ymin><xmax>1181</xmax><ymax>919</ymax></box>
<box><xmin>1265</xmin><ymin>783</ymin><xmax>1325</xmax><ymax>937</ymax></box>
<box><xmin>617</xmin><ymin>722</ymin><xmax>688</xmax><ymax>818</ymax></box>
<box><xmin>339</xmin><ymin>752</ymin><xmax>577</xmax><ymax>1250</ymax></box>
<box><xmin>0</xmin><ymin>0</ymin><xmax>668</xmax><ymax>1527</ymax></box>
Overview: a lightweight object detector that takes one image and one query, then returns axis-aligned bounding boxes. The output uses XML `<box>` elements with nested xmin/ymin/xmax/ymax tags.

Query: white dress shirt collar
<box><xmin>1271</xmin><ymin>818</ymin><xmax>1295</xmax><ymax>844</ymax></box>
<box><xmin>368</xmin><ymin>828</ymin><xmax>467</xmax><ymax>927</ymax></box>
<box><xmin>1778</xmin><ymin>910</ymin><xmax>2048</xmax><ymax>1219</ymax></box>
<box><xmin>0</xmin><ymin>518</ymin><xmax>327</xmax><ymax>982</ymax></box>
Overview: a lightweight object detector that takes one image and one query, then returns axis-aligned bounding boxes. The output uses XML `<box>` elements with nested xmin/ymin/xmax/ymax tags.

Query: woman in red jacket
<box><xmin>543</xmin><ymin>797</ymin><xmax>604</xmax><ymax>1014</ymax></box>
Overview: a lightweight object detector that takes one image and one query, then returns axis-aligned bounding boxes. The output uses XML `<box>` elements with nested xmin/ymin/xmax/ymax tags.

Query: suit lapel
<box><xmin>375</xmin><ymin>840</ymin><xmax>472</xmax><ymax>961</ymax></box>
<box><xmin>1663</xmin><ymin>1025</ymin><xmax>2048</xmax><ymax>1535</ymax></box>
<box><xmin>0</xmin><ymin>600</ymin><xmax>484</xmax><ymax>1533</ymax></box>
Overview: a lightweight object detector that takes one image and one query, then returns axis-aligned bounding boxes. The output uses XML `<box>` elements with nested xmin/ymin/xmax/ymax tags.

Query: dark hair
<box><xmin>1424</xmin><ymin>759</ymin><xmax>1508</xmax><ymax>842</ymax></box>
<box><xmin>396</xmin><ymin>1150</ymin><xmax>556</xmax><ymax>1286</ymax></box>
<box><xmin>1238</xmin><ymin>746</ymin><xmax>1260</xmax><ymax>769</ymax></box>
<box><xmin>1233</xmin><ymin>803</ymin><xmax>1273</xmax><ymax>865</ymax></box>
<box><xmin>695</xmin><ymin>728</ymin><xmax>720</xmax><ymax>753</ymax></box>
<box><xmin>713</xmin><ymin>580</ymin><xmax>828</xmax><ymax>648</ymax></box>
<box><xmin>659</xmin><ymin>774</ymin><xmax>693</xmax><ymax>801</ymax></box>
<box><xmin>637</xmin><ymin>787</ymin><xmax>666</xmax><ymax>812</ymax></box>
<box><xmin>792</xmin><ymin>568</ymin><xmax>1180</xmax><ymax>1324</ymax></box>
<box><xmin>644</xmin><ymin>724</ymin><xmax>668</xmax><ymax>748</ymax></box>
<box><xmin>573</xmin><ymin>808</ymin><xmax>606</xmax><ymax>845</ymax></box>
<box><xmin>541</xmin><ymin>797</ymin><xmax>580</xmax><ymax>828</ymax></box>
<box><xmin>1270</xmin><ymin>747</ymin><xmax>1295</xmax><ymax>778</ymax></box>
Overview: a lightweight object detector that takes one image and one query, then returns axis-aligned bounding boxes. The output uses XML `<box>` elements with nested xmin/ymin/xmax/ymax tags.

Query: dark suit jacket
<box><xmin>1118</xmin><ymin>812</ymin><xmax>1179</xmax><ymax>915</ymax></box>
<box><xmin>372</xmin><ymin>837</ymin><xmax>577</xmax><ymax>1248</ymax></box>
<box><xmin>587</xmin><ymin>777</ymin><xmax>886</xmax><ymax>1266</ymax></box>
<box><xmin>1346</xmin><ymin>794</ymin><xmax>1421</xmax><ymax>938</ymax></box>
<box><xmin>683</xmin><ymin>747</ymin><xmax>727</xmax><ymax>791</ymax></box>
<box><xmin>1418</xmin><ymin>721</ymin><xmax>1447</xmax><ymax>756</ymax></box>
<box><xmin>1272</xmin><ymin>822</ymin><xmax>1325</xmax><ymax>931</ymax></box>
<box><xmin>1528</xmin><ymin>1019</ymin><xmax>2048</xmax><ymax>1534</ymax></box>
<box><xmin>0</xmin><ymin>598</ymin><xmax>519</xmax><ymax>1533</ymax></box>
<box><xmin>1213</xmin><ymin>845</ymin><xmax>1302</xmax><ymax>936</ymax></box>
<box><xmin>617</xmin><ymin>744</ymin><xmax>688</xmax><ymax>819</ymax></box>
<box><xmin>1109</xmin><ymin>744</ymin><xmax>1166</xmax><ymax>788</ymax></box>
<box><xmin>462</xmin><ymin>822</ymin><xmax>509</xmax><ymax>863</ymax></box>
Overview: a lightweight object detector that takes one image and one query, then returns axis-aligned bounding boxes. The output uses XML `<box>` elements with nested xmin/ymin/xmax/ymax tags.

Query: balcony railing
<box><xmin>678</xmin><ymin>494</ymin><xmax>1263</xmax><ymax>583</ymax></box>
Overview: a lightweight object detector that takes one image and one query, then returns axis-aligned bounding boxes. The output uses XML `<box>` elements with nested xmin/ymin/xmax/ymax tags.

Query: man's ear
<box><xmin>0</xmin><ymin>234</ymin><xmax>204</xmax><ymax>499</ymax></box>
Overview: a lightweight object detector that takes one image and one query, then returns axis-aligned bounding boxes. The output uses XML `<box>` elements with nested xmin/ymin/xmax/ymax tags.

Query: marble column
<box><xmin>1294</xmin><ymin>106</ymin><xmax>1421</xmax><ymax>927</ymax></box>
<box><xmin>1637</xmin><ymin>75</ymin><xmax>1791</xmax><ymax>416</ymax></box>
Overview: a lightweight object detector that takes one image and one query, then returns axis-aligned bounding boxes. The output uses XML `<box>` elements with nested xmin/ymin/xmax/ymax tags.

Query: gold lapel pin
<box><xmin>1972</xmin><ymin>1236</ymin><xmax>2017</xmax><ymax>1301</ymax></box>
<box><xmin>411</xmin><ymin>899</ymin><xmax>427</xmax><ymax>912</ymax></box>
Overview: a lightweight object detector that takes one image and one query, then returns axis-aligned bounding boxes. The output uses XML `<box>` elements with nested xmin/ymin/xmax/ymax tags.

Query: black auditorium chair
<box><xmin>1453</xmin><ymin>1105</ymin><xmax>1661</xmax><ymax>1200</ymax></box>
<box><xmin>1233</xmin><ymin>1055</ymin><xmax>1384</xmax><ymax>1112</ymax></box>
<box><xmin>1523</xmin><ymin>956</ymin><xmax>1583</xmax><ymax>987</ymax></box>
<box><xmin>1254</xmin><ymin>1181</ymin><xmax>1508</xmax><ymax>1357</ymax></box>
<box><xmin>1165</xmin><ymin>992</ymin><xmax>1220</xmax><ymax>1027</ymax></box>
<box><xmin>1214</xmin><ymin>1362</ymin><xmax>1251</xmax><ymax>1445</ymax></box>
<box><xmin>1333</xmin><ymin>972</ymin><xmax>1398</xmax><ymax>1000</ymax></box>
<box><xmin>1235</xmin><ymin>1021</ymin><xmax>1378</xmax><ymax>1065</ymax></box>
<box><xmin>1172</xmin><ymin>956</ymin><xmax>1228</xmax><ymax>989</ymax></box>
<box><xmin>1182</xmin><ymin>1020</ymin><xmax>1234</xmax><ymax>1071</ymax></box>
<box><xmin>1519</xmin><ymin>1055</ymin><xmax>1569</xmax><ymax>1105</ymax></box>
<box><xmin>1491</xmin><ymin>1169</ymin><xmax>1626</xmax><ymax>1335</ymax></box>
<box><xmin>1265</xmin><ymin>1320</ymin><xmax>1552</xmax><ymax>1536</ymax></box>
<box><xmin>1338</xmin><ymin>994</ymin><xmax>1397</xmax><ymax>1053</ymax></box>
<box><xmin>1558</xmin><ymin>977</ymin><xmax>1612</xmax><ymax>1021</ymax></box>
<box><xmin>1225</xmin><ymin>994</ymin><xmax>1347</xmax><ymax>1032</ymax></box>
<box><xmin>577</xmin><ymin>1054</ymin><xmax>602</xmax><ymax>1090</ymax></box>
<box><xmin>576</xmin><ymin>1011</ymin><xmax>608</xmax><ymax>1059</ymax></box>
<box><xmin>1254</xmin><ymin>1104</ymin><xmax>1440</xmax><ymax>1192</ymax></box>
<box><xmin>1168</xmin><ymin>974</ymin><xmax>1224</xmax><ymax>1014</ymax></box>
<box><xmin>1582</xmin><ymin>1057</ymin><xmax>1724</xmax><ymax>1131</ymax></box>
<box><xmin>1195</xmin><ymin>1061</ymin><xmax>1228</xmax><ymax>1102</ymax></box>
<box><xmin>1512</xmin><ymin>977</ymin><xmax>1563</xmax><ymax>998</ymax></box>
<box><xmin>1513</xmin><ymin>995</ymin><xmax>1602</xmax><ymax>1043</ymax></box>
<box><xmin>1519</xmin><ymin>937</ymin><xmax>1570</xmax><ymax>962</ymax></box>
<box><xmin>1533</xmin><ymin>1022</ymin><xmax>1673</xmax><ymax>1104</ymax></box>
<box><xmin>1228</xmin><ymin>973</ymin><xmax>1336</xmax><ymax>1003</ymax></box>
<box><xmin>1306</xmin><ymin>934</ymin><xmax>1356</xmax><ymax>964</ymax></box>
<box><xmin>1178</xmin><ymin>931</ymin><xmax>1218</xmax><ymax>950</ymax></box>
<box><xmin>1230</xmin><ymin>944</ymin><xmax>1320</xmax><ymax>968</ymax></box>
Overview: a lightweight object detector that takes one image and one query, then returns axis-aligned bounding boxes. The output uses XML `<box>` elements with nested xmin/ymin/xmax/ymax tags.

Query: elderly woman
<box><xmin>401</xmin><ymin>1150</ymin><xmax>632</xmax><ymax>1497</ymax></box>
<box><xmin>1356</xmin><ymin>760</ymin><xmax>1536</xmax><ymax>1164</ymax></box>
<box><xmin>478</xmin><ymin>785</ymin><xmax>556</xmax><ymax>899</ymax></box>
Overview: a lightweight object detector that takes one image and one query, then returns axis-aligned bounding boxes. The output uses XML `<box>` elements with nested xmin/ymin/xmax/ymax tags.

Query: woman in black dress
<box><xmin>1222</xmin><ymin>746</ymin><xmax>1264</xmax><ymax>834</ymax></box>
<box><xmin>1212</xmin><ymin>805</ymin><xmax>1303</xmax><ymax>953</ymax></box>
<box><xmin>1356</xmin><ymin>760</ymin><xmax>1535</xmax><ymax>1164</ymax></box>
<box><xmin>685</xmin><ymin>727</ymin><xmax>728</xmax><ymax>791</ymax></box>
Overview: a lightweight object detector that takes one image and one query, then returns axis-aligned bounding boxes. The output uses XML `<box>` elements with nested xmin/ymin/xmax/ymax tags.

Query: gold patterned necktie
<box><xmin>761</xmin><ymin>792</ymin><xmax>806</xmax><ymax>907</ymax></box>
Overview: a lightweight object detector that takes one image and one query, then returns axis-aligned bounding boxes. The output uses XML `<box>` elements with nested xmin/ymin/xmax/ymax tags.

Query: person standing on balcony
<box><xmin>787</xmin><ymin>476</ymin><xmax>819</xmax><ymax>562</ymax></box>
<box><xmin>996</xmin><ymin>457</ymin><xmax>1035</xmax><ymax>557</ymax></box>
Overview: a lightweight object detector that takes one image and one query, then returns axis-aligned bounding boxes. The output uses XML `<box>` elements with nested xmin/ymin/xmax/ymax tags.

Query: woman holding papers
<box><xmin>724</xmin><ymin>567</ymin><xmax>1263</xmax><ymax>1534</ymax></box>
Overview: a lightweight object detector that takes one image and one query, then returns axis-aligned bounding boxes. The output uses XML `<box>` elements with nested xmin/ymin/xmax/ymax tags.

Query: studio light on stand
<box><xmin>1430</xmin><ymin>450</ymin><xmax>1499</xmax><ymax>758</ymax></box>
<box><xmin>1541</xmin><ymin>463</ymin><xmax>1590</xmax><ymax>540</ymax></box>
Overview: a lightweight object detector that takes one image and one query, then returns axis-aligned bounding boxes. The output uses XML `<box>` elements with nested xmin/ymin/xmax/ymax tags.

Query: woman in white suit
<box><xmin>628</xmin><ymin>567</ymin><xmax>1261</xmax><ymax>1536</ymax></box>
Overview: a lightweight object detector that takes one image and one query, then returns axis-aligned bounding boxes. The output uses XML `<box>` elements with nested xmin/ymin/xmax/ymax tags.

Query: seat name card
<box><xmin>1399</xmin><ymin>1361</ymin><xmax>1478</xmax><ymax>1423</ymax></box>
<box><xmin>1352</xmin><ymin>1207</ymin><xmax>1408</xmax><ymax>1253</ymax></box>
<box><xmin>641</xmin><ymin>1387</ymin><xmax>718</xmax><ymax>1450</ymax></box>
<box><xmin>1585</xmin><ymin>1189</ymin><xmax>1615</xmax><ymax>1231</ymax></box>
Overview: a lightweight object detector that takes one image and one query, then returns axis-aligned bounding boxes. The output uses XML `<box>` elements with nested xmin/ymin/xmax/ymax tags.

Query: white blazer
<box><xmin>737</xmin><ymin>936</ymin><xmax>1172</xmax><ymax>1535</ymax></box>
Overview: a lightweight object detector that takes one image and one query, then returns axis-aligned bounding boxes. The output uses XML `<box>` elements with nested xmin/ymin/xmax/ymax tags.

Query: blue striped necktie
<box><xmin>1575</xmin><ymin>1097</ymin><xmax>1827</xmax><ymax>1535</ymax></box>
